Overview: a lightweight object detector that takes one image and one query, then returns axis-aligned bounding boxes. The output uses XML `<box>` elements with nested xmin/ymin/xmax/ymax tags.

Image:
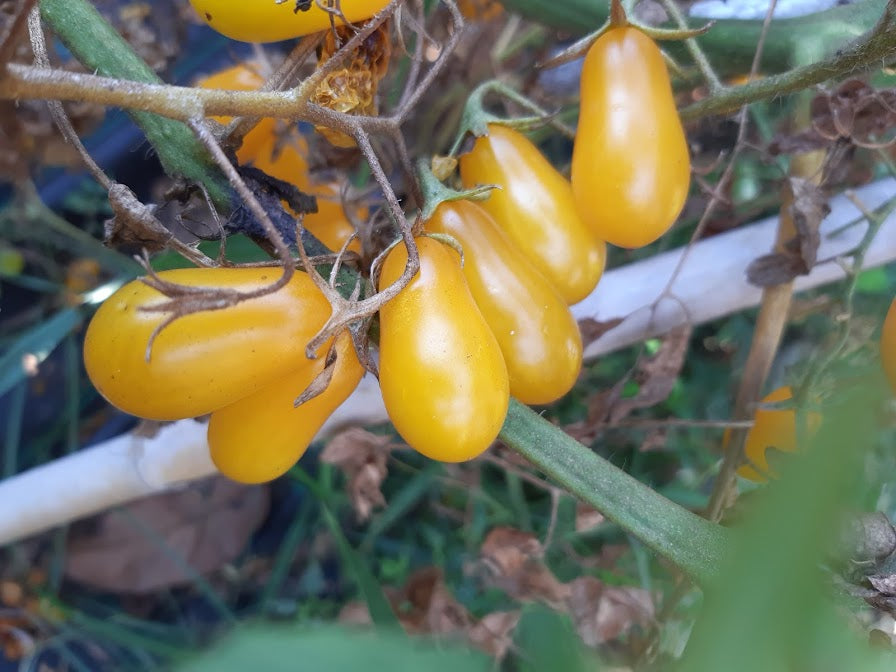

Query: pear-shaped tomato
<box><xmin>572</xmin><ymin>27</ymin><xmax>690</xmax><ymax>249</ymax></box>
<box><xmin>426</xmin><ymin>200</ymin><xmax>582</xmax><ymax>404</ymax></box>
<box><xmin>189</xmin><ymin>0</ymin><xmax>391</xmax><ymax>43</ymax></box>
<box><xmin>377</xmin><ymin>237</ymin><xmax>509</xmax><ymax>462</ymax></box>
<box><xmin>459</xmin><ymin>123</ymin><xmax>606</xmax><ymax>304</ymax></box>
<box><xmin>83</xmin><ymin>267</ymin><xmax>330</xmax><ymax>420</ymax></box>
<box><xmin>736</xmin><ymin>387</ymin><xmax>820</xmax><ymax>482</ymax></box>
<box><xmin>882</xmin><ymin>297</ymin><xmax>896</xmax><ymax>394</ymax></box>
<box><xmin>209</xmin><ymin>329</ymin><xmax>364</xmax><ymax>483</ymax></box>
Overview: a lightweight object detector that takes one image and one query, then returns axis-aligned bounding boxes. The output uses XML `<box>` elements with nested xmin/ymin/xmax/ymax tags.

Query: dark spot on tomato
<box><xmin>205</xmin><ymin>11</ymin><xmax>212</xmax><ymax>20</ymax></box>
<box><xmin>294</xmin><ymin>0</ymin><xmax>312</xmax><ymax>12</ymax></box>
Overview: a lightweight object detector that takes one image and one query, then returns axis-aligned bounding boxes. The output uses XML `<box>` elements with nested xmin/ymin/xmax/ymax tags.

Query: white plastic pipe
<box><xmin>1</xmin><ymin>179</ymin><xmax>894</xmax><ymax>546</ymax></box>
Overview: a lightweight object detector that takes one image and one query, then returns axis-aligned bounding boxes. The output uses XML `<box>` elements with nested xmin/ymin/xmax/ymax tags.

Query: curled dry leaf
<box><xmin>64</xmin><ymin>476</ymin><xmax>269</xmax><ymax>594</ymax></box>
<box><xmin>320</xmin><ymin>427</ymin><xmax>391</xmax><ymax>521</ymax></box>
<box><xmin>746</xmin><ymin>177</ymin><xmax>829</xmax><ymax>288</ymax></box>
<box><xmin>608</xmin><ymin>325</ymin><xmax>692</xmax><ymax>423</ymax></box>
<box><xmin>467</xmin><ymin>610</ymin><xmax>521</xmax><ymax>659</ymax></box>
<box><xmin>478</xmin><ymin>527</ymin><xmax>569</xmax><ymax>606</ymax></box>
<box><xmin>575</xmin><ymin>503</ymin><xmax>605</xmax><ymax>534</ymax></box>
<box><xmin>390</xmin><ymin>567</ymin><xmax>472</xmax><ymax>635</ymax></box>
<box><xmin>565</xmin><ymin>576</ymin><xmax>654</xmax><ymax>647</ymax></box>
<box><xmin>578</xmin><ymin>317</ymin><xmax>625</xmax><ymax>350</ymax></box>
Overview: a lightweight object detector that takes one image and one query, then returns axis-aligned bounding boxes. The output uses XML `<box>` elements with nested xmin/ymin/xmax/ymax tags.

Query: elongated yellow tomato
<box><xmin>883</xmin><ymin>297</ymin><xmax>896</xmax><ymax>394</ymax></box>
<box><xmin>378</xmin><ymin>237</ymin><xmax>509</xmax><ymax>462</ymax></box>
<box><xmin>425</xmin><ymin>200</ymin><xmax>582</xmax><ymax>405</ymax></box>
<box><xmin>83</xmin><ymin>267</ymin><xmax>331</xmax><ymax>421</ymax></box>
<box><xmin>736</xmin><ymin>387</ymin><xmax>820</xmax><ymax>482</ymax></box>
<box><xmin>572</xmin><ymin>27</ymin><xmax>690</xmax><ymax>249</ymax></box>
<box><xmin>459</xmin><ymin>124</ymin><xmax>606</xmax><ymax>304</ymax></box>
<box><xmin>189</xmin><ymin>0</ymin><xmax>391</xmax><ymax>43</ymax></box>
<box><xmin>209</xmin><ymin>330</ymin><xmax>364</xmax><ymax>483</ymax></box>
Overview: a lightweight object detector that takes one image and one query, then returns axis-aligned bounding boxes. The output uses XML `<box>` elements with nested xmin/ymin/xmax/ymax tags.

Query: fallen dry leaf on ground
<box><xmin>64</xmin><ymin>476</ymin><xmax>269</xmax><ymax>594</ymax></box>
<box><xmin>320</xmin><ymin>427</ymin><xmax>392</xmax><ymax>521</ymax></box>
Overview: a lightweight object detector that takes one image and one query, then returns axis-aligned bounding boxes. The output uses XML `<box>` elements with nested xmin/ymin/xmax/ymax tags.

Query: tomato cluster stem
<box><xmin>499</xmin><ymin>399</ymin><xmax>730</xmax><ymax>585</ymax></box>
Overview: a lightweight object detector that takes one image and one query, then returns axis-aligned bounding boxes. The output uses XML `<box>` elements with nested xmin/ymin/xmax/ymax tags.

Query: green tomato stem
<box><xmin>499</xmin><ymin>399</ymin><xmax>730</xmax><ymax>585</ymax></box>
<box><xmin>39</xmin><ymin>0</ymin><xmax>230</xmax><ymax>208</ymax></box>
<box><xmin>415</xmin><ymin>158</ymin><xmax>495</xmax><ymax>222</ymax></box>
<box><xmin>500</xmin><ymin>0</ymin><xmax>886</xmax><ymax>78</ymax></box>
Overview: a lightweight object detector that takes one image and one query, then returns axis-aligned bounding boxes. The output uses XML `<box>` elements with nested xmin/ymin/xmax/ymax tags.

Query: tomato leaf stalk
<box><xmin>39</xmin><ymin>0</ymin><xmax>231</xmax><ymax>208</ymax></box>
<box><xmin>499</xmin><ymin>399</ymin><xmax>730</xmax><ymax>585</ymax></box>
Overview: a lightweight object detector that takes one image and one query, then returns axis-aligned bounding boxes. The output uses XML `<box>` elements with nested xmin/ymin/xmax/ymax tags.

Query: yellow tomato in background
<box><xmin>209</xmin><ymin>330</ymin><xmax>364</xmax><ymax>483</ymax></box>
<box><xmin>189</xmin><ymin>0</ymin><xmax>392</xmax><ymax>43</ymax></box>
<box><xmin>377</xmin><ymin>237</ymin><xmax>509</xmax><ymax>462</ymax></box>
<box><xmin>83</xmin><ymin>267</ymin><xmax>330</xmax><ymax>420</ymax></box>
<box><xmin>737</xmin><ymin>386</ymin><xmax>820</xmax><ymax>482</ymax></box>
<box><xmin>572</xmin><ymin>27</ymin><xmax>690</xmax><ymax>249</ymax></box>
<box><xmin>425</xmin><ymin>199</ymin><xmax>582</xmax><ymax>405</ymax></box>
<box><xmin>882</xmin><ymin>297</ymin><xmax>896</xmax><ymax>394</ymax></box>
<box><xmin>196</xmin><ymin>64</ymin><xmax>276</xmax><ymax>166</ymax></box>
<box><xmin>459</xmin><ymin>123</ymin><xmax>606</xmax><ymax>304</ymax></box>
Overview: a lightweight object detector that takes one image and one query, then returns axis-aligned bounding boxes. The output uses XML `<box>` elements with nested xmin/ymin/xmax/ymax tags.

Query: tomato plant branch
<box><xmin>656</xmin><ymin>0</ymin><xmax>722</xmax><ymax>91</ymax></box>
<box><xmin>499</xmin><ymin>399</ymin><xmax>730</xmax><ymax>585</ymax></box>
<box><xmin>0</xmin><ymin>0</ymin><xmax>37</xmax><ymax>68</ymax></box>
<box><xmin>502</xmin><ymin>0</ymin><xmax>886</xmax><ymax>79</ymax></box>
<box><xmin>35</xmin><ymin>0</ymin><xmax>230</xmax><ymax>207</ymax></box>
<box><xmin>680</xmin><ymin>2</ymin><xmax>896</xmax><ymax>121</ymax></box>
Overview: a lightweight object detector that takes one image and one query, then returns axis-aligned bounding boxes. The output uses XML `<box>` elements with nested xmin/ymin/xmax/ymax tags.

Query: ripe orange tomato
<box><xmin>196</xmin><ymin>64</ymin><xmax>277</xmax><ymax>166</ymax></box>
<box><xmin>459</xmin><ymin>123</ymin><xmax>606</xmax><ymax>305</ymax></box>
<box><xmin>209</xmin><ymin>329</ymin><xmax>364</xmax><ymax>483</ymax></box>
<box><xmin>736</xmin><ymin>387</ymin><xmax>819</xmax><ymax>482</ymax></box>
<box><xmin>377</xmin><ymin>237</ymin><xmax>509</xmax><ymax>462</ymax></box>
<box><xmin>425</xmin><ymin>200</ymin><xmax>582</xmax><ymax>404</ymax></box>
<box><xmin>571</xmin><ymin>27</ymin><xmax>690</xmax><ymax>249</ymax></box>
<box><xmin>83</xmin><ymin>267</ymin><xmax>331</xmax><ymax>421</ymax></box>
<box><xmin>189</xmin><ymin>0</ymin><xmax>392</xmax><ymax>43</ymax></box>
<box><xmin>883</xmin><ymin>297</ymin><xmax>896</xmax><ymax>394</ymax></box>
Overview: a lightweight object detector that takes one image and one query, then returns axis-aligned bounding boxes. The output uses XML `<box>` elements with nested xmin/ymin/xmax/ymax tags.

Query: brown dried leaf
<box><xmin>747</xmin><ymin>177</ymin><xmax>828</xmax><ymax>287</ymax></box>
<box><xmin>609</xmin><ymin>325</ymin><xmax>692</xmax><ymax>423</ymax></box>
<box><xmin>467</xmin><ymin>610</ymin><xmax>521</xmax><ymax>659</ymax></box>
<box><xmin>320</xmin><ymin>427</ymin><xmax>391</xmax><ymax>521</ymax></box>
<box><xmin>565</xmin><ymin>576</ymin><xmax>654</xmax><ymax>647</ymax></box>
<box><xmin>869</xmin><ymin>574</ymin><xmax>896</xmax><ymax>597</ymax></box>
<box><xmin>578</xmin><ymin>317</ymin><xmax>624</xmax><ymax>349</ymax></box>
<box><xmin>640</xmin><ymin>428</ymin><xmax>668</xmax><ymax>452</ymax></box>
<box><xmin>575</xmin><ymin>503</ymin><xmax>605</xmax><ymax>534</ymax></box>
<box><xmin>479</xmin><ymin>527</ymin><xmax>568</xmax><ymax>606</ymax></box>
<box><xmin>392</xmin><ymin>567</ymin><xmax>472</xmax><ymax>635</ymax></box>
<box><xmin>64</xmin><ymin>476</ymin><xmax>269</xmax><ymax>594</ymax></box>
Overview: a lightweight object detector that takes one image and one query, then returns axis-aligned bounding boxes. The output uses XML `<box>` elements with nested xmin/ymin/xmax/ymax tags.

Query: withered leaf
<box><xmin>478</xmin><ymin>527</ymin><xmax>568</xmax><ymax>606</ymax></box>
<box><xmin>390</xmin><ymin>567</ymin><xmax>472</xmax><ymax>635</ymax></box>
<box><xmin>320</xmin><ymin>428</ymin><xmax>391</xmax><ymax>521</ymax></box>
<box><xmin>746</xmin><ymin>177</ymin><xmax>828</xmax><ymax>287</ymax></box>
<box><xmin>868</xmin><ymin>574</ymin><xmax>896</xmax><ymax>597</ymax></box>
<box><xmin>65</xmin><ymin>476</ymin><xmax>269</xmax><ymax>594</ymax></box>
<box><xmin>608</xmin><ymin>325</ymin><xmax>692</xmax><ymax>423</ymax></box>
<box><xmin>467</xmin><ymin>610</ymin><xmax>521</xmax><ymax>659</ymax></box>
<box><xmin>574</xmin><ymin>503</ymin><xmax>605</xmax><ymax>534</ymax></box>
<box><xmin>565</xmin><ymin>576</ymin><xmax>654</xmax><ymax>647</ymax></box>
<box><xmin>578</xmin><ymin>317</ymin><xmax>624</xmax><ymax>349</ymax></box>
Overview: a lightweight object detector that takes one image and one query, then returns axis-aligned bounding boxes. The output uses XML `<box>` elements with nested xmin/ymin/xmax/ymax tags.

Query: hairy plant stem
<box><xmin>499</xmin><ymin>399</ymin><xmax>730</xmax><ymax>585</ymax></box>
<box><xmin>36</xmin><ymin>0</ymin><xmax>230</xmax><ymax>207</ymax></box>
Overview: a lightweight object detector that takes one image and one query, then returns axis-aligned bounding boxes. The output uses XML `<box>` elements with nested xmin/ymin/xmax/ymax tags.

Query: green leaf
<box><xmin>854</xmin><ymin>267</ymin><xmax>890</xmax><ymax>294</ymax></box>
<box><xmin>0</xmin><ymin>309</ymin><xmax>80</xmax><ymax>399</ymax></box>
<box><xmin>514</xmin><ymin>605</ymin><xmax>594</xmax><ymax>672</ymax></box>
<box><xmin>174</xmin><ymin>624</ymin><xmax>491</xmax><ymax>672</ymax></box>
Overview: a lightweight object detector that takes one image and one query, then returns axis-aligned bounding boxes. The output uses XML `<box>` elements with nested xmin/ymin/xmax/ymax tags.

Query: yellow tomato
<box><xmin>196</xmin><ymin>64</ymin><xmax>277</xmax><ymax>166</ymax></box>
<box><xmin>377</xmin><ymin>237</ymin><xmax>509</xmax><ymax>461</ymax></box>
<box><xmin>571</xmin><ymin>27</ymin><xmax>691</xmax><ymax>249</ymax></box>
<box><xmin>209</xmin><ymin>329</ymin><xmax>364</xmax><ymax>483</ymax></box>
<box><xmin>882</xmin><ymin>297</ymin><xmax>896</xmax><ymax>394</ymax></box>
<box><xmin>459</xmin><ymin>123</ymin><xmax>606</xmax><ymax>304</ymax></box>
<box><xmin>426</xmin><ymin>200</ymin><xmax>582</xmax><ymax>404</ymax></box>
<box><xmin>737</xmin><ymin>387</ymin><xmax>819</xmax><ymax>482</ymax></box>
<box><xmin>83</xmin><ymin>267</ymin><xmax>331</xmax><ymax>421</ymax></box>
<box><xmin>189</xmin><ymin>0</ymin><xmax>392</xmax><ymax>43</ymax></box>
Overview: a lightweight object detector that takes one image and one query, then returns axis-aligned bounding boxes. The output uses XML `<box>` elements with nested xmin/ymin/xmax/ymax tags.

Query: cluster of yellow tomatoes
<box><xmin>79</xmin><ymin>3</ymin><xmax>698</xmax><ymax>484</ymax></box>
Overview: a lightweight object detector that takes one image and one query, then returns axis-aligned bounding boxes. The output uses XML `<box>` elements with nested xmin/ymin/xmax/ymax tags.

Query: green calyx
<box><xmin>448</xmin><ymin>80</ymin><xmax>556</xmax><ymax>157</ymax></box>
<box><xmin>415</xmin><ymin>158</ymin><xmax>496</xmax><ymax>223</ymax></box>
